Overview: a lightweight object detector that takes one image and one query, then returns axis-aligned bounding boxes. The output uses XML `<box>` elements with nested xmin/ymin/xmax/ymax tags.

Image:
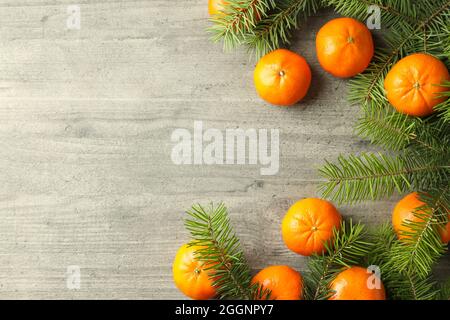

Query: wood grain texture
<box><xmin>0</xmin><ymin>0</ymin><xmax>447</xmax><ymax>299</ymax></box>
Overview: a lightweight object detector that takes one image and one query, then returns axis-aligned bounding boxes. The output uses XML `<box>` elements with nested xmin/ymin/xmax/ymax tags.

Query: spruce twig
<box><xmin>437</xmin><ymin>278</ymin><xmax>450</xmax><ymax>300</ymax></box>
<box><xmin>386</xmin><ymin>188</ymin><xmax>449</xmax><ymax>279</ymax></box>
<box><xmin>303</xmin><ymin>221</ymin><xmax>372</xmax><ymax>300</ymax></box>
<box><xmin>208</xmin><ymin>0</ymin><xmax>276</xmax><ymax>51</ymax></box>
<box><xmin>322</xmin><ymin>0</ymin><xmax>418</xmax><ymax>29</ymax></box>
<box><xmin>185</xmin><ymin>203</ymin><xmax>269</xmax><ymax>299</ymax></box>
<box><xmin>245</xmin><ymin>0</ymin><xmax>320</xmax><ymax>58</ymax></box>
<box><xmin>356</xmin><ymin>106</ymin><xmax>450</xmax><ymax>153</ymax></box>
<box><xmin>435</xmin><ymin>82</ymin><xmax>450</xmax><ymax>122</ymax></box>
<box><xmin>366</xmin><ymin>224</ymin><xmax>441</xmax><ymax>300</ymax></box>
<box><xmin>348</xmin><ymin>0</ymin><xmax>450</xmax><ymax>107</ymax></box>
<box><xmin>318</xmin><ymin>152</ymin><xmax>450</xmax><ymax>204</ymax></box>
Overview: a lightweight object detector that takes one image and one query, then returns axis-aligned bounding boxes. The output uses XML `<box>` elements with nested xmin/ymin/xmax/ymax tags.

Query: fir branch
<box><xmin>436</xmin><ymin>278</ymin><xmax>450</xmax><ymax>300</ymax></box>
<box><xmin>386</xmin><ymin>188</ymin><xmax>449</xmax><ymax>279</ymax></box>
<box><xmin>245</xmin><ymin>0</ymin><xmax>320</xmax><ymax>58</ymax></box>
<box><xmin>446</xmin><ymin>24</ymin><xmax>450</xmax><ymax>62</ymax></box>
<box><xmin>415</xmin><ymin>0</ymin><xmax>450</xmax><ymax>55</ymax></box>
<box><xmin>348</xmin><ymin>0</ymin><xmax>450</xmax><ymax>107</ymax></box>
<box><xmin>366</xmin><ymin>224</ymin><xmax>442</xmax><ymax>300</ymax></box>
<box><xmin>366</xmin><ymin>223</ymin><xmax>396</xmax><ymax>267</ymax></box>
<box><xmin>416</xmin><ymin>0</ymin><xmax>450</xmax><ymax>27</ymax></box>
<box><xmin>435</xmin><ymin>81</ymin><xmax>450</xmax><ymax>122</ymax></box>
<box><xmin>303</xmin><ymin>221</ymin><xmax>372</xmax><ymax>300</ymax></box>
<box><xmin>408</xmin><ymin>118</ymin><xmax>450</xmax><ymax>156</ymax></box>
<box><xmin>356</xmin><ymin>107</ymin><xmax>450</xmax><ymax>153</ymax></box>
<box><xmin>322</xmin><ymin>0</ymin><xmax>418</xmax><ymax>29</ymax></box>
<box><xmin>356</xmin><ymin>107</ymin><xmax>418</xmax><ymax>151</ymax></box>
<box><xmin>185</xmin><ymin>203</ymin><xmax>265</xmax><ymax>299</ymax></box>
<box><xmin>318</xmin><ymin>152</ymin><xmax>449</xmax><ymax>204</ymax></box>
<box><xmin>348</xmin><ymin>25</ymin><xmax>415</xmax><ymax>106</ymax></box>
<box><xmin>389</xmin><ymin>273</ymin><xmax>439</xmax><ymax>300</ymax></box>
<box><xmin>418</xmin><ymin>187</ymin><xmax>450</xmax><ymax>225</ymax></box>
<box><xmin>208</xmin><ymin>0</ymin><xmax>276</xmax><ymax>51</ymax></box>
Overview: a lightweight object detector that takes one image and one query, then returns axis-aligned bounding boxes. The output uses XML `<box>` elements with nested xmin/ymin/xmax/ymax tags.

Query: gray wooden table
<box><xmin>0</xmin><ymin>0</ymin><xmax>447</xmax><ymax>299</ymax></box>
